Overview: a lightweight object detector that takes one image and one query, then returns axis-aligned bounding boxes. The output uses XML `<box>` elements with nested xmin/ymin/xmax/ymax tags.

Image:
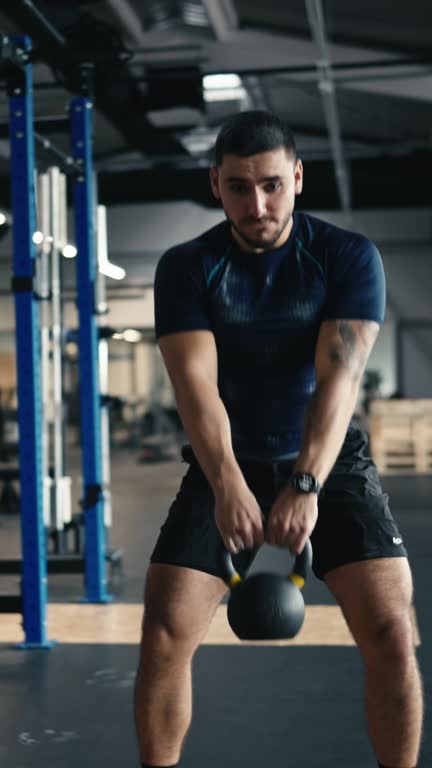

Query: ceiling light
<box><xmin>63</xmin><ymin>244</ymin><xmax>77</xmax><ymax>259</ymax></box>
<box><xmin>111</xmin><ymin>329</ymin><xmax>142</xmax><ymax>342</ymax></box>
<box><xmin>123</xmin><ymin>329</ymin><xmax>142</xmax><ymax>343</ymax></box>
<box><xmin>32</xmin><ymin>231</ymin><xmax>44</xmax><ymax>245</ymax></box>
<box><xmin>203</xmin><ymin>74</ymin><xmax>242</xmax><ymax>89</ymax></box>
<box><xmin>203</xmin><ymin>74</ymin><xmax>247</xmax><ymax>102</ymax></box>
<box><xmin>0</xmin><ymin>212</ymin><xmax>6</xmax><ymax>226</ymax></box>
<box><xmin>180</xmin><ymin>127</ymin><xmax>218</xmax><ymax>155</ymax></box>
<box><xmin>99</xmin><ymin>262</ymin><xmax>126</xmax><ymax>281</ymax></box>
<box><xmin>204</xmin><ymin>88</ymin><xmax>248</xmax><ymax>102</ymax></box>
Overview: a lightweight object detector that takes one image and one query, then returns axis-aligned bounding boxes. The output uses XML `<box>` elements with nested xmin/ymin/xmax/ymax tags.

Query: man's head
<box><xmin>210</xmin><ymin>110</ymin><xmax>303</xmax><ymax>253</ymax></box>
<box><xmin>214</xmin><ymin>109</ymin><xmax>297</xmax><ymax>165</ymax></box>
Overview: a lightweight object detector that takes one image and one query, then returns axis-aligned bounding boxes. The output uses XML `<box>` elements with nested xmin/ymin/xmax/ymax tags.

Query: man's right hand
<box><xmin>214</xmin><ymin>479</ymin><xmax>265</xmax><ymax>554</ymax></box>
<box><xmin>157</xmin><ymin>330</ymin><xmax>263</xmax><ymax>556</ymax></box>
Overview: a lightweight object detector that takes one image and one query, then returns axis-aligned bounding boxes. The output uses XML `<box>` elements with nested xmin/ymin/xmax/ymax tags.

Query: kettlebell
<box><xmin>221</xmin><ymin>539</ymin><xmax>313</xmax><ymax>641</ymax></box>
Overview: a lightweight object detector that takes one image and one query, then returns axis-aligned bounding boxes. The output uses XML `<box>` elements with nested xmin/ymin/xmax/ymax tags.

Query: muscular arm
<box><xmin>293</xmin><ymin>319</ymin><xmax>380</xmax><ymax>485</ymax></box>
<box><xmin>158</xmin><ymin>330</ymin><xmax>244</xmax><ymax>493</ymax></box>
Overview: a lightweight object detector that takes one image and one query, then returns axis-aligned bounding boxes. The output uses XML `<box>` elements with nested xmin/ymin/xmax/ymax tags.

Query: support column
<box><xmin>8</xmin><ymin>35</ymin><xmax>52</xmax><ymax>647</ymax></box>
<box><xmin>71</xmin><ymin>96</ymin><xmax>110</xmax><ymax>603</ymax></box>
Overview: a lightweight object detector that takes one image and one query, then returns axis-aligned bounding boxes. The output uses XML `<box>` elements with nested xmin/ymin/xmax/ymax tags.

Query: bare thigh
<box><xmin>140</xmin><ymin>564</ymin><xmax>228</xmax><ymax>656</ymax></box>
<box><xmin>324</xmin><ymin>557</ymin><xmax>415</xmax><ymax>652</ymax></box>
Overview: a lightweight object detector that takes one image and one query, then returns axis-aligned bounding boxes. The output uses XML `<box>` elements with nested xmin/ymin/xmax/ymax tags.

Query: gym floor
<box><xmin>0</xmin><ymin>449</ymin><xmax>430</xmax><ymax>767</ymax></box>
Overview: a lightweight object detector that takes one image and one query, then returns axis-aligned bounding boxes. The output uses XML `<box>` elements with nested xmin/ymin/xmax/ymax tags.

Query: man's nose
<box><xmin>248</xmin><ymin>189</ymin><xmax>266</xmax><ymax>218</ymax></box>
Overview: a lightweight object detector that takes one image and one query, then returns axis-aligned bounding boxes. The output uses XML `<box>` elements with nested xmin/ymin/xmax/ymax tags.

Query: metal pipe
<box><xmin>49</xmin><ymin>166</ymin><xmax>70</xmax><ymax>530</ymax></box>
<box><xmin>200</xmin><ymin>0</ymin><xmax>238</xmax><ymax>41</ymax></box>
<box><xmin>105</xmin><ymin>0</ymin><xmax>147</xmax><ymax>46</ymax></box>
<box><xmin>96</xmin><ymin>205</ymin><xmax>112</xmax><ymax>529</ymax></box>
<box><xmin>21</xmin><ymin>0</ymin><xmax>66</xmax><ymax>47</ymax></box>
<box><xmin>34</xmin><ymin>132</ymin><xmax>78</xmax><ymax>173</ymax></box>
<box><xmin>202</xmin><ymin>55</ymin><xmax>432</xmax><ymax>79</ymax></box>
<box><xmin>35</xmin><ymin>172</ymin><xmax>51</xmax><ymax>529</ymax></box>
<box><xmin>304</xmin><ymin>0</ymin><xmax>351</xmax><ymax>213</ymax></box>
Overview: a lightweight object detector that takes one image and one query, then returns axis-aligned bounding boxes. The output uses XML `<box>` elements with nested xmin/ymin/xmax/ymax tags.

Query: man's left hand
<box><xmin>266</xmin><ymin>487</ymin><xmax>318</xmax><ymax>555</ymax></box>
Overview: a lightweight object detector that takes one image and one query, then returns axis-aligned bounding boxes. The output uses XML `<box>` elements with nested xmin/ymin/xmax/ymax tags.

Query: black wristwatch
<box><xmin>289</xmin><ymin>472</ymin><xmax>321</xmax><ymax>495</ymax></box>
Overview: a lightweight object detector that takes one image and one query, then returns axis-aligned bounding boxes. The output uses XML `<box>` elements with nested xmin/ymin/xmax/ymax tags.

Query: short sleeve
<box><xmin>322</xmin><ymin>239</ymin><xmax>386</xmax><ymax>324</ymax></box>
<box><xmin>154</xmin><ymin>246</ymin><xmax>212</xmax><ymax>340</ymax></box>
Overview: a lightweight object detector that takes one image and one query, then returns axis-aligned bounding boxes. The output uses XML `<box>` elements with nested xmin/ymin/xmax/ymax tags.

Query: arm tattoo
<box><xmin>329</xmin><ymin>320</ymin><xmax>378</xmax><ymax>380</ymax></box>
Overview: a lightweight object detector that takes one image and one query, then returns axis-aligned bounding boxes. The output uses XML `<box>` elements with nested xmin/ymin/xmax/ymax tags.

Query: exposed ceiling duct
<box><xmin>304</xmin><ymin>0</ymin><xmax>351</xmax><ymax>214</ymax></box>
<box><xmin>105</xmin><ymin>0</ymin><xmax>147</xmax><ymax>46</ymax></box>
<box><xmin>200</xmin><ymin>0</ymin><xmax>238</xmax><ymax>40</ymax></box>
<box><xmin>1</xmin><ymin>0</ymin><xmax>192</xmax><ymax>157</ymax></box>
<box><xmin>0</xmin><ymin>1</ymin><xmax>432</xmax><ymax>208</ymax></box>
<box><xmin>144</xmin><ymin>0</ymin><xmax>180</xmax><ymax>30</ymax></box>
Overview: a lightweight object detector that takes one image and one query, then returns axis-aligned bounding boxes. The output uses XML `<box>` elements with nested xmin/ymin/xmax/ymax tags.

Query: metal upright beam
<box><xmin>304</xmin><ymin>0</ymin><xmax>351</xmax><ymax>213</ymax></box>
<box><xmin>71</xmin><ymin>96</ymin><xmax>110</xmax><ymax>603</ymax></box>
<box><xmin>8</xmin><ymin>35</ymin><xmax>52</xmax><ymax>647</ymax></box>
<box><xmin>201</xmin><ymin>0</ymin><xmax>238</xmax><ymax>41</ymax></box>
<box><xmin>96</xmin><ymin>205</ymin><xmax>112</xmax><ymax>530</ymax></box>
<box><xmin>105</xmin><ymin>0</ymin><xmax>147</xmax><ymax>46</ymax></box>
<box><xmin>18</xmin><ymin>0</ymin><xmax>66</xmax><ymax>47</ymax></box>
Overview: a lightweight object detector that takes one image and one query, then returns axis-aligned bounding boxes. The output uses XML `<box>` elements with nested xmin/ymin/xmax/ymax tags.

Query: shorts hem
<box><xmin>317</xmin><ymin>549</ymin><xmax>409</xmax><ymax>581</ymax></box>
<box><xmin>150</xmin><ymin>556</ymin><xmax>223</xmax><ymax>581</ymax></box>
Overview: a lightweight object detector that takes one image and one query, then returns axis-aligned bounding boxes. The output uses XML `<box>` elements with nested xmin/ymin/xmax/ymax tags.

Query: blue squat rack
<box><xmin>2</xmin><ymin>34</ymin><xmax>112</xmax><ymax>648</ymax></box>
<box><xmin>71</xmin><ymin>96</ymin><xmax>111</xmax><ymax>605</ymax></box>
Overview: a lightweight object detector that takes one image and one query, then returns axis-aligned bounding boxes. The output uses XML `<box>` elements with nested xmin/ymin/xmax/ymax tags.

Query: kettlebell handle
<box><xmin>221</xmin><ymin>539</ymin><xmax>313</xmax><ymax>590</ymax></box>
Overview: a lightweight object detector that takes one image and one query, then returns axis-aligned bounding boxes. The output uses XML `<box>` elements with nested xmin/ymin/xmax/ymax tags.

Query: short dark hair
<box><xmin>214</xmin><ymin>110</ymin><xmax>296</xmax><ymax>166</ymax></box>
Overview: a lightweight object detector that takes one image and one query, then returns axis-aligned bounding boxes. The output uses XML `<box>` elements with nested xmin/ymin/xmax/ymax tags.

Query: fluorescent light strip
<box><xmin>203</xmin><ymin>74</ymin><xmax>242</xmax><ymax>89</ymax></box>
<box><xmin>204</xmin><ymin>87</ymin><xmax>248</xmax><ymax>102</ymax></box>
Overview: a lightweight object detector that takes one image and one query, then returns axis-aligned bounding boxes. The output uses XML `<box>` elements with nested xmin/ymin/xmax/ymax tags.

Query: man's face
<box><xmin>210</xmin><ymin>147</ymin><xmax>303</xmax><ymax>253</ymax></box>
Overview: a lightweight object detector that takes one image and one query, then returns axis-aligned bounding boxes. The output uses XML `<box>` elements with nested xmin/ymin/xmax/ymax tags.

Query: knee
<box><xmin>362</xmin><ymin>613</ymin><xmax>415</xmax><ymax>668</ymax></box>
<box><xmin>139</xmin><ymin>613</ymin><xmax>195</xmax><ymax>668</ymax></box>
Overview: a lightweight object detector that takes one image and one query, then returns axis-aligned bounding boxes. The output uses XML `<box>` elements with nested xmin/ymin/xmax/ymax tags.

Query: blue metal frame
<box><xmin>71</xmin><ymin>97</ymin><xmax>110</xmax><ymax>602</ymax></box>
<box><xmin>8</xmin><ymin>36</ymin><xmax>53</xmax><ymax>647</ymax></box>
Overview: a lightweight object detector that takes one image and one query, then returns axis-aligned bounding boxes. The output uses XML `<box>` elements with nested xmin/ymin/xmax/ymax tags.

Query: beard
<box><xmin>227</xmin><ymin>211</ymin><xmax>293</xmax><ymax>251</ymax></box>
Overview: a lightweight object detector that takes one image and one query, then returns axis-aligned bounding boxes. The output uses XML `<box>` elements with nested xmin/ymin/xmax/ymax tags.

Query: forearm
<box><xmin>293</xmin><ymin>318</ymin><xmax>380</xmax><ymax>486</ymax></box>
<box><xmin>294</xmin><ymin>373</ymin><xmax>361</xmax><ymax>486</ymax></box>
<box><xmin>174</xmin><ymin>380</ymin><xmax>244</xmax><ymax>494</ymax></box>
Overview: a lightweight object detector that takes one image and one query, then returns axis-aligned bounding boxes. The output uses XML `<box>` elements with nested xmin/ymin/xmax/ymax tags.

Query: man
<box><xmin>134</xmin><ymin>110</ymin><xmax>423</xmax><ymax>768</ymax></box>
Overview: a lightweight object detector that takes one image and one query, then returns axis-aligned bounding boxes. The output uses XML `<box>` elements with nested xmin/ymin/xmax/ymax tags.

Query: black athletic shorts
<box><xmin>150</xmin><ymin>428</ymin><xmax>408</xmax><ymax>581</ymax></box>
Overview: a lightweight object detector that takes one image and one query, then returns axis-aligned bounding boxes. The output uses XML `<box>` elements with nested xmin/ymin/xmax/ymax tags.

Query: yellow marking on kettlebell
<box><xmin>229</xmin><ymin>573</ymin><xmax>242</xmax><ymax>589</ymax></box>
<box><xmin>290</xmin><ymin>573</ymin><xmax>305</xmax><ymax>589</ymax></box>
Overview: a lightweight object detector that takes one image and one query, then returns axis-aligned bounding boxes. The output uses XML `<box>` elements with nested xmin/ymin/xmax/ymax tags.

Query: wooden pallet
<box><xmin>414</xmin><ymin>415</ymin><xmax>432</xmax><ymax>473</ymax></box>
<box><xmin>369</xmin><ymin>399</ymin><xmax>432</xmax><ymax>474</ymax></box>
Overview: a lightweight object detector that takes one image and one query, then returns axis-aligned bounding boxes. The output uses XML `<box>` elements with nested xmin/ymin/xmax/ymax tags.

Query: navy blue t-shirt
<box><xmin>154</xmin><ymin>212</ymin><xmax>385</xmax><ymax>460</ymax></box>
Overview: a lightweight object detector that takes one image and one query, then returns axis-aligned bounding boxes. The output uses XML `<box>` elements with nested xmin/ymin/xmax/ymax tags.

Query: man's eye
<box><xmin>229</xmin><ymin>184</ymin><xmax>248</xmax><ymax>194</ymax></box>
<box><xmin>265</xmin><ymin>182</ymin><xmax>282</xmax><ymax>193</ymax></box>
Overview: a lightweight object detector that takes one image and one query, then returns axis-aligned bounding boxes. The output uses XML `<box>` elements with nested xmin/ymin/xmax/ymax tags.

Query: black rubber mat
<box><xmin>0</xmin><ymin>467</ymin><xmax>430</xmax><ymax>767</ymax></box>
<box><xmin>0</xmin><ymin>641</ymin><xmax>430</xmax><ymax>767</ymax></box>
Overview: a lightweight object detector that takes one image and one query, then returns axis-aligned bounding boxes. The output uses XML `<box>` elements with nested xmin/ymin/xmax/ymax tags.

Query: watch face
<box><xmin>292</xmin><ymin>473</ymin><xmax>319</xmax><ymax>493</ymax></box>
<box><xmin>299</xmin><ymin>475</ymin><xmax>312</xmax><ymax>491</ymax></box>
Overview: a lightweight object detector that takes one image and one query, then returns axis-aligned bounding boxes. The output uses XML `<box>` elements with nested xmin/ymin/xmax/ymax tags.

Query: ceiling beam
<box><xmin>199</xmin><ymin>0</ymin><xmax>272</xmax><ymax>113</ymax></box>
<box><xmin>304</xmin><ymin>0</ymin><xmax>351</xmax><ymax>214</ymax></box>
<box><xmin>105</xmin><ymin>0</ymin><xmax>147</xmax><ymax>46</ymax></box>
<box><xmin>200</xmin><ymin>0</ymin><xmax>238</xmax><ymax>41</ymax></box>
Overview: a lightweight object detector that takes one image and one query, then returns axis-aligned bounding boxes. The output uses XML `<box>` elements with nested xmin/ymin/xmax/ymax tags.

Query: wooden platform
<box><xmin>0</xmin><ymin>602</ymin><xmax>421</xmax><ymax>647</ymax></box>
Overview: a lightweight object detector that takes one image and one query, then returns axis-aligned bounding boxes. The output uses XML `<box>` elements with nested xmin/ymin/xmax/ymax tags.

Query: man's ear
<box><xmin>294</xmin><ymin>158</ymin><xmax>303</xmax><ymax>195</ymax></box>
<box><xmin>209</xmin><ymin>166</ymin><xmax>221</xmax><ymax>199</ymax></box>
